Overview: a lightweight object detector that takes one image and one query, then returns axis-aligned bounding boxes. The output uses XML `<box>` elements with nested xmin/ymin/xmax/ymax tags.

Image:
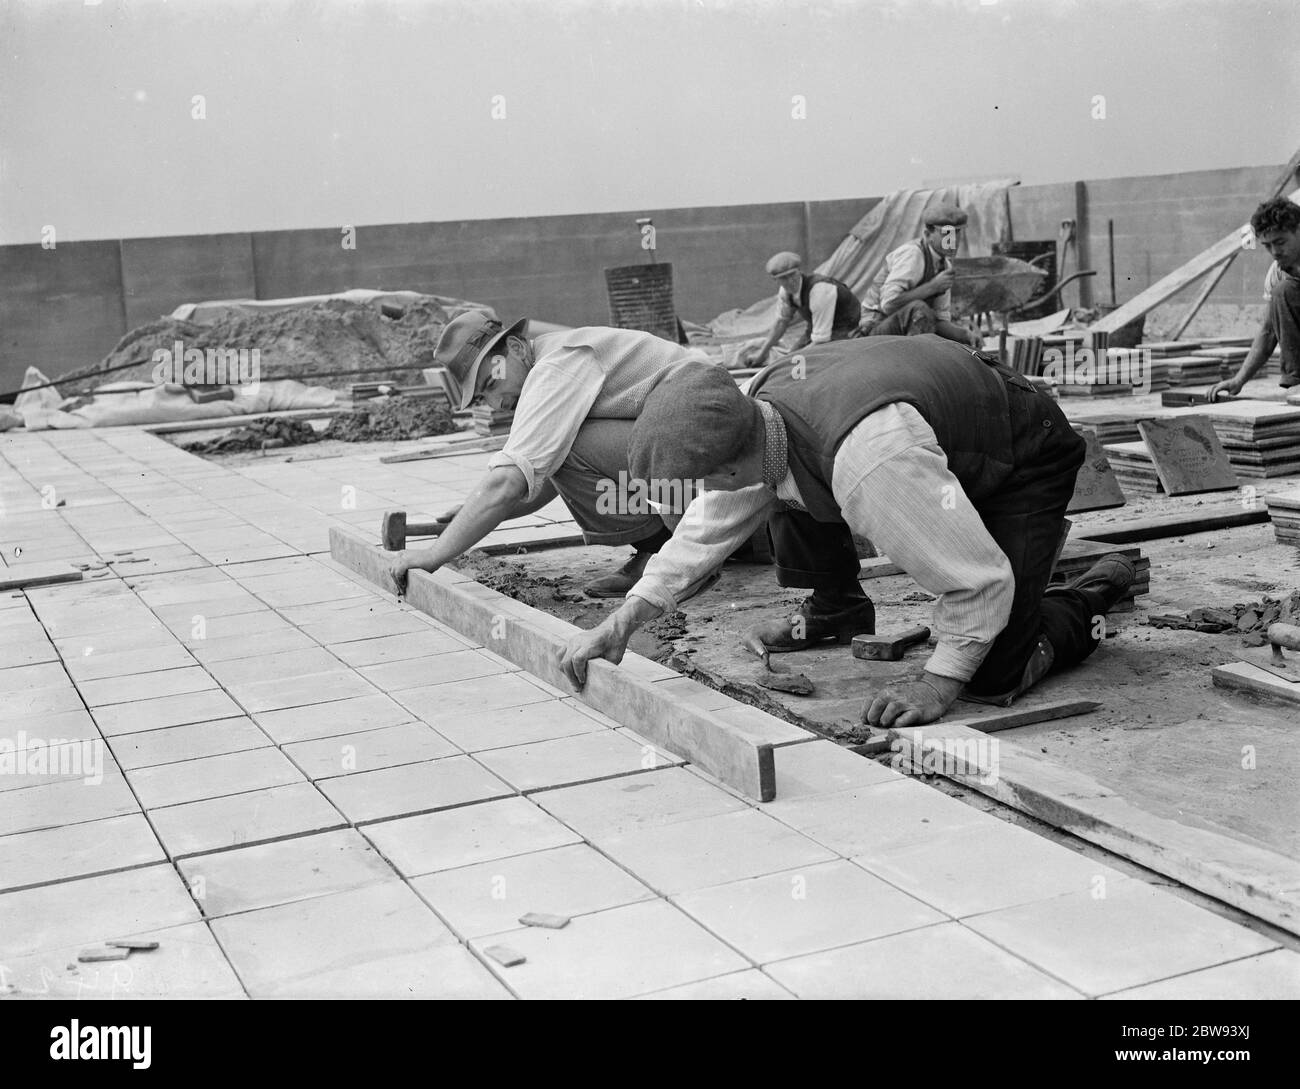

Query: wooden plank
<box><xmin>1092</xmin><ymin>185</ymin><xmax>1300</xmax><ymax>333</ymax></box>
<box><xmin>859</xmin><ymin>557</ymin><xmax>905</xmax><ymax>579</ymax></box>
<box><xmin>328</xmin><ymin>526</ymin><xmax>776</xmax><ymax>801</ymax></box>
<box><xmin>944</xmin><ymin>699</ymin><xmax>1101</xmax><ymax>734</ymax></box>
<box><xmin>142</xmin><ymin>407</ymin><xmax>347</xmax><ymax>434</ymax></box>
<box><xmin>1136</xmin><ymin>416</ymin><xmax>1238</xmax><ymax>496</ymax></box>
<box><xmin>887</xmin><ymin>719</ymin><xmax>1300</xmax><ymax>936</ymax></box>
<box><xmin>1211</xmin><ymin>660</ymin><xmax>1300</xmax><ymax>706</ymax></box>
<box><xmin>0</xmin><ymin>562</ymin><xmax>84</xmax><ymax>591</ymax></box>
<box><xmin>1066</xmin><ymin>429</ymin><xmax>1127</xmax><ymax>512</ymax></box>
<box><xmin>378</xmin><ymin>436</ymin><xmax>507</xmax><ymax>463</ymax></box>
<box><xmin>1080</xmin><ymin>503</ymin><xmax>1269</xmax><ymax>544</ymax></box>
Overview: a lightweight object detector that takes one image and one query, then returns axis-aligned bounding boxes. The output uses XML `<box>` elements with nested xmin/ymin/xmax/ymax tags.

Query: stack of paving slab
<box><xmin>1052</xmin><ymin>539</ymin><xmax>1149</xmax><ymax>611</ymax></box>
<box><xmin>1149</xmin><ymin>355</ymin><xmax>1228</xmax><ymax>387</ymax></box>
<box><xmin>1071</xmin><ymin>412</ymin><xmax>1142</xmax><ymax>444</ymax></box>
<box><xmin>1183</xmin><ymin>403</ymin><xmax>1300</xmax><ymax>479</ymax></box>
<box><xmin>1265</xmin><ymin>490</ymin><xmax>1300</xmax><ymax>545</ymax></box>
<box><xmin>1102</xmin><ymin>442</ymin><xmax>1164</xmax><ymax>495</ymax></box>
<box><xmin>1191</xmin><ymin>345</ymin><xmax>1280</xmax><ymax>379</ymax></box>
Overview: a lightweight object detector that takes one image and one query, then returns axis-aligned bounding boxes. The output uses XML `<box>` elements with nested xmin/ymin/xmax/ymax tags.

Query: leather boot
<box><xmin>748</xmin><ymin>596</ymin><xmax>876</xmax><ymax>653</ymax></box>
<box><xmin>582</xmin><ymin>550</ymin><xmax>653</xmax><ymax>598</ymax></box>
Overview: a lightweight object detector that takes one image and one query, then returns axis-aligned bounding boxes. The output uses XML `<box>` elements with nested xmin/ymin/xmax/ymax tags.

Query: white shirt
<box><xmin>862</xmin><ymin>239</ymin><xmax>952</xmax><ymax>321</ymax></box>
<box><xmin>777</xmin><ymin>279</ymin><xmax>841</xmax><ymax>343</ymax></box>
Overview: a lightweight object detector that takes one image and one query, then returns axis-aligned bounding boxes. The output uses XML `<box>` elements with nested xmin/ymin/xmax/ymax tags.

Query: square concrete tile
<box><xmin>188</xmin><ymin>627</ymin><xmax>318</xmax><ymax>664</ymax></box>
<box><xmin>204</xmin><ymin>647</ymin><xmax>345</xmax><ymax>688</ymax></box>
<box><xmin>473</xmin><ymin>730</ymin><xmax>664</xmax><ymax>792</ymax></box>
<box><xmin>635</xmin><ymin>970</ymin><xmax>795</xmax><ymax>999</ymax></box>
<box><xmin>773</xmin><ymin>740</ymin><xmax>900</xmax><ymax>799</ymax></box>
<box><xmin>364</xmin><ymin>796</ymin><xmax>581</xmax><ymax>877</ymax></box>
<box><xmin>283</xmin><ymin>722</ymin><xmax>460</xmax><ymax>780</ymax></box>
<box><xmin>150</xmin><ymin>782</ymin><xmax>346</xmax><ymax>858</ymax></box>
<box><xmin>179</xmin><ymin>609</ymin><xmax>297</xmax><ymax>645</ymax></box>
<box><xmin>965</xmin><ymin>878</ymin><xmax>1278</xmax><ymax>996</ymax></box>
<box><xmin>253</xmin><ymin>693</ymin><xmax>415</xmax><ymax>744</ymax></box>
<box><xmin>127</xmin><ymin>747</ymin><xmax>304</xmax><ymax>809</ymax></box>
<box><xmin>765</xmin><ymin>778</ymin><xmax>997</xmax><ymax>856</ymax></box>
<box><xmin>765</xmin><ymin>922</ymin><xmax>1083</xmax><ymax>999</ymax></box>
<box><xmin>430</xmin><ymin>699</ymin><xmax>607</xmax><ymax>752</ymax></box>
<box><xmin>1105</xmin><ymin>950</ymin><xmax>1300</xmax><ymax>1000</ymax></box>
<box><xmin>411</xmin><ymin>842</ymin><xmax>656</xmax><ymax>939</ymax></box>
<box><xmin>177</xmin><ymin>828</ymin><xmax>398</xmax><ymax>917</ymax></box>
<box><xmin>396</xmin><ymin>673</ymin><xmax>556</xmax><ymax>723</ymax></box>
<box><xmin>211</xmin><ymin>881</ymin><xmax>507</xmax><ymax>998</ymax></box>
<box><xmin>533</xmin><ymin>766</ymin><xmax>749</xmax><ymax>840</ymax></box>
<box><xmin>0</xmin><ymin>661</ymin><xmax>68</xmax><ymax>694</ymax></box>
<box><xmin>228</xmin><ymin>670</ymin><xmax>379</xmax><ymax>714</ymax></box>
<box><xmin>0</xmin><ymin>684</ymin><xmax>85</xmax><ymax>720</ymax></box>
<box><xmin>0</xmin><ymin>773</ymin><xmax>139</xmax><ymax>836</ymax></box>
<box><xmin>674</xmin><ymin>859</ymin><xmax>945</xmax><ymax>964</ymax></box>
<box><xmin>78</xmin><ymin>666</ymin><xmax>218</xmax><ymax>708</ymax></box>
<box><xmin>598</xmin><ymin>809</ymin><xmax>838</xmax><ymax>895</ymax></box>
<box><xmin>108</xmin><ymin>716</ymin><xmax>270</xmax><ymax>771</ymax></box>
<box><xmin>0</xmin><ymin>921</ymin><xmax>244</xmax><ymax>999</ymax></box>
<box><xmin>318</xmin><ymin>755</ymin><xmax>513</xmax><ymax>823</ymax></box>
<box><xmin>328</xmin><ymin>629</ymin><xmax>470</xmax><ymax>668</ymax></box>
<box><xmin>0</xmin><ymin>708</ymin><xmax>99</xmax><ymax>747</ymax></box>
<box><xmin>0</xmin><ymin>864</ymin><xmax>201</xmax><ymax>959</ymax></box>
<box><xmin>471</xmin><ymin>899</ymin><xmax>749</xmax><ymax>999</ymax></box>
<box><xmin>299</xmin><ymin>611</ymin><xmax>431</xmax><ymax>644</ymax></box>
<box><xmin>853</xmin><ymin>821</ymin><xmax>1125</xmax><ymax>918</ymax></box>
<box><xmin>359</xmin><ymin>650</ymin><xmax>512</xmax><ymax>692</ymax></box>
<box><xmin>64</xmin><ymin>645</ymin><xmax>198</xmax><ymax>683</ymax></box>
<box><xmin>92</xmin><ymin>689</ymin><xmax>244</xmax><ymax>736</ymax></box>
<box><xmin>0</xmin><ymin>812</ymin><xmax>164</xmax><ymax>892</ymax></box>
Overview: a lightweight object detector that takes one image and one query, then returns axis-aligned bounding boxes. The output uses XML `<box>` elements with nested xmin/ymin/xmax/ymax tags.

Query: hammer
<box><xmin>851</xmin><ymin>625</ymin><xmax>931</xmax><ymax>662</ymax></box>
<box><xmin>380</xmin><ymin>509</ymin><xmax>456</xmax><ymax>551</ymax></box>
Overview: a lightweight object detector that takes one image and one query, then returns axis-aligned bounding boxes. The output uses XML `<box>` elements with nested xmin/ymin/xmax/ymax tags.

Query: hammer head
<box><xmin>851</xmin><ymin>625</ymin><xmax>931</xmax><ymax>662</ymax></box>
<box><xmin>381</xmin><ymin>510</ymin><xmax>407</xmax><ymax>552</ymax></box>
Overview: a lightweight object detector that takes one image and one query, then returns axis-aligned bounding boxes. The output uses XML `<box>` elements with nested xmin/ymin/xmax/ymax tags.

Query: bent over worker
<box><xmin>748</xmin><ymin>251</ymin><xmax>862</xmax><ymax>367</ymax></box>
<box><xmin>387</xmin><ymin>312</ymin><xmax>727</xmax><ymax>598</ymax></box>
<box><xmin>558</xmin><ymin>335</ymin><xmax>1136</xmax><ymax>727</ymax></box>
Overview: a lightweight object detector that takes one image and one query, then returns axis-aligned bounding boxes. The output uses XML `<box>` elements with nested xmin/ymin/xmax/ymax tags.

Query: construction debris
<box><xmin>1147</xmin><ymin>592</ymin><xmax>1300</xmax><ymax>643</ymax></box>
<box><xmin>518</xmin><ymin>913</ymin><xmax>570</xmax><ymax>930</ymax></box>
<box><xmin>182</xmin><ymin>417</ymin><xmax>322</xmax><ymax>454</ymax></box>
<box><xmin>324</xmin><ymin>397</ymin><xmax>458</xmax><ymax>443</ymax></box>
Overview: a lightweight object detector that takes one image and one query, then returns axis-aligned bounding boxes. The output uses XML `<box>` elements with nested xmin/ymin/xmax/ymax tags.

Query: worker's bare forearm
<box><xmin>883</xmin><ymin>281</ymin><xmax>938</xmax><ymax>313</ymax></box>
<box><xmin>608</xmin><ymin>595</ymin><xmax>664</xmax><ymax>640</ymax></box>
<box><xmin>409</xmin><ymin>469</ymin><xmax>526</xmax><ymax>568</ymax></box>
<box><xmin>1233</xmin><ymin>324</ymin><xmax>1278</xmax><ymax>385</ymax></box>
<box><xmin>755</xmin><ymin>319</ymin><xmax>792</xmax><ymax>360</ymax></box>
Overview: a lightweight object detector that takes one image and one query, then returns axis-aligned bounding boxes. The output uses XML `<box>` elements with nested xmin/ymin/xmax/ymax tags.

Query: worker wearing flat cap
<box><xmin>386</xmin><ymin>313</ymin><xmax>728</xmax><ymax>598</ymax></box>
<box><xmin>859</xmin><ymin>203</ymin><xmax>980</xmax><ymax>346</ymax></box>
<box><xmin>747</xmin><ymin>252</ymin><xmax>862</xmax><ymax>368</ymax></box>
<box><xmin>558</xmin><ymin>336</ymin><xmax>1136</xmax><ymax>728</ymax></box>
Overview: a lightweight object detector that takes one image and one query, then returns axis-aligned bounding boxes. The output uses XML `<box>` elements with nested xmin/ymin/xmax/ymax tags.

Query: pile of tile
<box><xmin>1189</xmin><ymin>403</ymin><xmax>1300</xmax><ymax>479</ymax></box>
<box><xmin>470</xmin><ymin>406</ymin><xmax>514</xmax><ymax>437</ymax></box>
<box><xmin>1103</xmin><ymin>441</ymin><xmax>1164</xmax><ymax>495</ymax></box>
<box><xmin>1147</xmin><ymin>355</ymin><xmax>1228</xmax><ymax>387</ymax></box>
<box><xmin>1052</xmin><ymin>539</ymin><xmax>1149</xmax><ymax>611</ymax></box>
<box><xmin>1072</xmin><ymin>412</ymin><xmax>1141</xmax><ymax>444</ymax></box>
<box><xmin>1265</xmin><ymin>491</ymin><xmax>1300</xmax><ymax>546</ymax></box>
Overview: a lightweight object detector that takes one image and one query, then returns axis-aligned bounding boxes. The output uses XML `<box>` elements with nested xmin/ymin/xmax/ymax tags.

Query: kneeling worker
<box><xmin>747</xmin><ymin>252</ymin><xmax>862</xmax><ymax>368</ymax></box>
<box><xmin>558</xmin><ymin>335</ymin><xmax>1135</xmax><ymax>727</ymax></box>
<box><xmin>388</xmin><ymin>313</ymin><xmax>726</xmax><ymax>598</ymax></box>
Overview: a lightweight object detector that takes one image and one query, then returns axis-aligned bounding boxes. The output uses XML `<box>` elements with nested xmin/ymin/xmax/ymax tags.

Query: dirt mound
<box><xmin>182</xmin><ymin>418</ymin><xmax>321</xmax><ymax>455</ymax></box>
<box><xmin>57</xmin><ymin>297</ymin><xmax>459</xmax><ymax>394</ymax></box>
<box><xmin>324</xmin><ymin>397</ymin><xmax>458</xmax><ymax>442</ymax></box>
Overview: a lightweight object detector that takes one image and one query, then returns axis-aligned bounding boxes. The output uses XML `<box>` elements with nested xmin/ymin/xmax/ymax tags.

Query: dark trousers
<box><xmin>767</xmin><ymin>377</ymin><xmax>1100</xmax><ymax>702</ymax></box>
<box><xmin>862</xmin><ymin>299</ymin><xmax>938</xmax><ymax>337</ymax></box>
<box><xmin>1267</xmin><ymin>275</ymin><xmax>1300</xmax><ymax>387</ymax></box>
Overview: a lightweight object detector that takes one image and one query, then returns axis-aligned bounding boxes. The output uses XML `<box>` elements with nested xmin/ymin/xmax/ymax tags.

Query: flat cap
<box><xmin>765</xmin><ymin>251</ymin><xmax>803</xmax><ymax>276</ymax></box>
<box><xmin>923</xmin><ymin>203</ymin><xmax>968</xmax><ymax>228</ymax></box>
<box><xmin>629</xmin><ymin>365</ymin><xmax>762</xmax><ymax>505</ymax></box>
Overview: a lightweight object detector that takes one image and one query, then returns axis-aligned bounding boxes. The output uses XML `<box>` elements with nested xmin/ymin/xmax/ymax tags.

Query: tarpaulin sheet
<box><xmin>171</xmin><ymin>288</ymin><xmax>497</xmax><ymax>324</ymax></box>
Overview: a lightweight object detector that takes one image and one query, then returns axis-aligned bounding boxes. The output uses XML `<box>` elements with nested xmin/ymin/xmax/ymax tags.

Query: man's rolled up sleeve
<box><xmin>878</xmin><ymin>247</ymin><xmax>926</xmax><ymax>315</ymax></box>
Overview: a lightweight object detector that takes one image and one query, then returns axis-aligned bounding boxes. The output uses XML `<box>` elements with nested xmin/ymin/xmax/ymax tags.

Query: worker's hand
<box><xmin>862</xmin><ymin>674</ymin><xmax>962</xmax><ymax>730</ymax></box>
<box><xmin>558</xmin><ymin>622</ymin><xmax>630</xmax><ymax>690</ymax></box>
<box><xmin>1206</xmin><ymin>376</ymin><xmax>1244</xmax><ymax>402</ymax></box>
<box><xmin>387</xmin><ymin>549</ymin><xmax>438</xmax><ymax>597</ymax></box>
<box><xmin>929</xmin><ymin>268</ymin><xmax>955</xmax><ymax>295</ymax></box>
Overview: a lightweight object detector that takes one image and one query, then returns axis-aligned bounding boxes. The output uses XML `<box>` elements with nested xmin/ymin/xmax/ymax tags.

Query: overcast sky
<box><xmin>1</xmin><ymin>0</ymin><xmax>1295</xmax><ymax>244</ymax></box>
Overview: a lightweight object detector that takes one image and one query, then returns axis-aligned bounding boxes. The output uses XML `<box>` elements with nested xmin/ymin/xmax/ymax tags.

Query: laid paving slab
<box><xmin>533</xmin><ymin>766</ymin><xmax>749</xmax><ymax>840</ymax></box>
<box><xmin>0</xmin><ymin>708</ymin><xmax>100</xmax><ymax>747</ymax></box>
<box><xmin>635</xmin><ymin>970</ymin><xmax>795</xmax><ymax>1000</ymax></box>
<box><xmin>1105</xmin><ymin>950</ymin><xmax>1300</xmax><ymax>1000</ymax></box>
<box><xmin>596</xmin><ymin>809</ymin><xmax>839</xmax><ymax>895</ymax></box>
<box><xmin>473</xmin><ymin>730</ymin><xmax>670</xmax><ymax>793</ymax></box>
<box><xmin>0</xmin><ymin>813</ymin><xmax>164</xmax><ymax>892</ymax></box>
<box><xmin>127</xmin><ymin>747</ymin><xmax>305</xmax><ymax>810</ymax></box>
<box><xmin>0</xmin><ymin>772</ymin><xmax>139</xmax><ymax>836</ymax></box>
<box><xmin>253</xmin><ymin>693</ymin><xmax>417</xmax><ymax>745</ymax></box>
<box><xmin>411</xmin><ymin>843</ymin><xmax>657</xmax><ymax>940</ymax></box>
<box><xmin>227</xmin><ymin>669</ymin><xmax>381</xmax><ymax>714</ymax></box>
<box><xmin>673</xmin><ymin>859</ymin><xmax>946</xmax><ymax>964</ymax></box>
<box><xmin>469</xmin><ymin>899</ymin><xmax>750</xmax><ymax>1000</ymax></box>
<box><xmin>204</xmin><ymin>647</ymin><xmax>345</xmax><ymax>688</ymax></box>
<box><xmin>965</xmin><ymin>877</ymin><xmax>1279</xmax><ymax>996</ymax></box>
<box><xmin>209</xmin><ymin>881</ymin><xmax>509</xmax><ymax>998</ymax></box>
<box><xmin>78</xmin><ymin>665</ymin><xmax>219</xmax><ymax>708</ymax></box>
<box><xmin>283</xmin><ymin>721</ymin><xmax>461</xmax><ymax>780</ymax></box>
<box><xmin>0</xmin><ymin>661</ymin><xmax>69</xmax><ymax>694</ymax></box>
<box><xmin>364</xmin><ymin>796</ymin><xmax>582</xmax><ymax>877</ymax></box>
<box><xmin>429</xmin><ymin>699</ymin><xmax>609</xmax><ymax>753</ymax></box>
<box><xmin>150</xmin><ymin>782</ymin><xmax>347</xmax><ymax>858</ymax></box>
<box><xmin>0</xmin><ymin>685</ymin><xmax>85</xmax><ymax>719</ymax></box>
<box><xmin>92</xmin><ymin>689</ymin><xmax>246</xmax><ymax>736</ymax></box>
<box><xmin>63</xmin><ymin>645</ymin><xmax>198</xmax><ymax>683</ymax></box>
<box><xmin>188</xmin><ymin>627</ymin><xmax>320</xmax><ymax>664</ymax></box>
<box><xmin>108</xmin><ymin>716</ymin><xmax>271</xmax><ymax>771</ymax></box>
<box><xmin>0</xmin><ymin>920</ymin><xmax>245</xmax><ymax>999</ymax></box>
<box><xmin>327</xmin><ymin>629</ymin><xmax>471</xmax><ymax>668</ymax></box>
<box><xmin>358</xmin><ymin>649</ymin><xmax>515</xmax><ymax>692</ymax></box>
<box><xmin>317</xmin><ymin>754</ymin><xmax>514</xmax><ymax>824</ymax></box>
<box><xmin>177</xmin><ymin>828</ymin><xmax>399</xmax><ymax>918</ymax></box>
<box><xmin>0</xmin><ymin>863</ymin><xmax>202</xmax><ymax>960</ymax></box>
<box><xmin>765</xmin><ymin>921</ymin><xmax>1084</xmax><ymax>1000</ymax></box>
<box><xmin>772</xmin><ymin>740</ymin><xmax>901</xmax><ymax>798</ymax></box>
<box><xmin>395</xmin><ymin>672</ymin><xmax>558</xmax><ymax>724</ymax></box>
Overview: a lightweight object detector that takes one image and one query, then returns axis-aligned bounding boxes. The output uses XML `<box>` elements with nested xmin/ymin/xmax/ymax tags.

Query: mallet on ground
<box><xmin>852</xmin><ymin>625</ymin><xmax>931</xmax><ymax>662</ymax></box>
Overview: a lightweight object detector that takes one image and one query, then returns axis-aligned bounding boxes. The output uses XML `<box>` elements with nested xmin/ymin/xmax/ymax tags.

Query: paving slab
<box><xmin>317</xmin><ymin>754</ymin><xmax>514</xmax><ymax>823</ymax></box>
<box><xmin>1104</xmin><ymin>950</ymin><xmax>1300</xmax><ymax>1000</ymax></box>
<box><xmin>395</xmin><ymin>672</ymin><xmax>558</xmax><ymax>723</ymax></box>
<box><xmin>227</xmin><ymin>670</ymin><xmax>380</xmax><ymax>714</ymax></box>
<box><xmin>282</xmin><ymin>721</ymin><xmax>461</xmax><ymax>780</ymax></box>
<box><xmin>0</xmin><ymin>772</ymin><xmax>138</xmax><ymax>836</ymax></box>
<box><xmin>0</xmin><ymin>708</ymin><xmax>100</xmax><ymax>747</ymax></box>
<box><xmin>150</xmin><ymin>782</ymin><xmax>347</xmax><ymax>858</ymax></box>
<box><xmin>473</xmin><ymin>730</ymin><xmax>669</xmax><ymax>793</ymax></box>
<box><xmin>78</xmin><ymin>666</ymin><xmax>218</xmax><ymax>708</ymax></box>
<box><xmin>0</xmin><ymin>864</ymin><xmax>202</xmax><ymax>959</ymax></box>
<box><xmin>411</xmin><ymin>843</ymin><xmax>656</xmax><ymax>940</ymax></box>
<box><xmin>210</xmin><ymin>882</ymin><xmax>509</xmax><ymax>998</ymax></box>
<box><xmin>64</xmin><ymin>645</ymin><xmax>198</xmax><ymax>683</ymax></box>
<box><xmin>364</xmin><ymin>796</ymin><xmax>582</xmax><ymax>877</ymax></box>
<box><xmin>203</xmin><ymin>647</ymin><xmax>345</xmax><ymax>688</ymax></box>
<box><xmin>108</xmin><ymin>716</ymin><xmax>271</xmax><ymax>771</ymax></box>
<box><xmin>966</xmin><ymin>877</ymin><xmax>1279</xmax><ymax>996</ymax></box>
<box><xmin>469</xmin><ymin>899</ymin><xmax>749</xmax><ymax>1000</ymax></box>
<box><xmin>0</xmin><ymin>920</ymin><xmax>245</xmax><ymax>999</ymax></box>
<box><xmin>326</xmin><ymin>629</ymin><xmax>471</xmax><ymax>668</ymax></box>
<box><xmin>187</xmin><ymin>627</ymin><xmax>319</xmax><ymax>663</ymax></box>
<box><xmin>635</xmin><ymin>970</ymin><xmax>795</xmax><ymax>1000</ymax></box>
<box><xmin>358</xmin><ymin>649</ymin><xmax>514</xmax><ymax>692</ymax></box>
<box><xmin>765</xmin><ymin>921</ymin><xmax>1084</xmax><ymax>1000</ymax></box>
<box><xmin>772</xmin><ymin>740</ymin><xmax>901</xmax><ymax>798</ymax></box>
<box><xmin>0</xmin><ymin>813</ymin><xmax>164</xmax><ymax>892</ymax></box>
<box><xmin>253</xmin><ymin>693</ymin><xmax>416</xmax><ymax>745</ymax></box>
<box><xmin>92</xmin><ymin>689</ymin><xmax>245</xmax><ymax>736</ymax></box>
<box><xmin>429</xmin><ymin>699</ymin><xmax>608</xmax><ymax>752</ymax></box>
<box><xmin>126</xmin><ymin>747</ymin><xmax>305</xmax><ymax>810</ymax></box>
<box><xmin>177</xmin><ymin>828</ymin><xmax>398</xmax><ymax>918</ymax></box>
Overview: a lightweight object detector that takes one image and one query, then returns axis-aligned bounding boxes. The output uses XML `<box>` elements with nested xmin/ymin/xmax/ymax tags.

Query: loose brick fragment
<box><xmin>483</xmin><ymin>944</ymin><xmax>526</xmax><ymax>967</ymax></box>
<box><xmin>518</xmin><ymin>912</ymin><xmax>570</xmax><ymax>930</ymax></box>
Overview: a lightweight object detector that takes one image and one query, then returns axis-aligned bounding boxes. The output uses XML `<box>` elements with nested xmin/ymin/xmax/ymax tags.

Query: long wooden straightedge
<box><xmin>0</xmin><ymin>562</ymin><xmax>84</xmax><ymax>591</ymax></box>
<box><xmin>329</xmin><ymin>526</ymin><xmax>794</xmax><ymax>801</ymax></box>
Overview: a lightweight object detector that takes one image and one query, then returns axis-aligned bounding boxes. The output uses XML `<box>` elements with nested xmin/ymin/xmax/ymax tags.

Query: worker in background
<box><xmin>558</xmin><ymin>337</ymin><xmax>1136</xmax><ymax>728</ymax></box>
<box><xmin>1209</xmin><ymin>196</ymin><xmax>1300</xmax><ymax>400</ymax></box>
<box><xmin>746</xmin><ymin>252</ymin><xmax>862</xmax><ymax>367</ymax></box>
<box><xmin>386</xmin><ymin>313</ymin><xmax>725</xmax><ymax>599</ymax></box>
<box><xmin>859</xmin><ymin>204</ymin><xmax>980</xmax><ymax>347</ymax></box>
